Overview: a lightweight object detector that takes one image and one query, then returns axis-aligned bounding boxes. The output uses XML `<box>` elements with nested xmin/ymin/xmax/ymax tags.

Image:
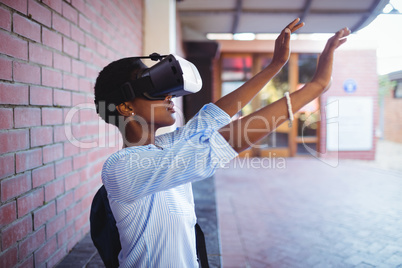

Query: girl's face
<box><xmin>131</xmin><ymin>96</ymin><xmax>176</xmax><ymax>129</ymax></box>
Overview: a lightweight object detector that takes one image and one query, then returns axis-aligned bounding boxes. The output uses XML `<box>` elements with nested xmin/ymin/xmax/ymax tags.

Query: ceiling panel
<box><xmin>237</xmin><ymin>14</ymin><xmax>300</xmax><ymax>33</ymax></box>
<box><xmin>242</xmin><ymin>0</ymin><xmax>306</xmax><ymax>10</ymax></box>
<box><xmin>177</xmin><ymin>0</ymin><xmax>390</xmax><ymax>39</ymax></box>
<box><xmin>176</xmin><ymin>0</ymin><xmax>236</xmax><ymax>10</ymax></box>
<box><xmin>180</xmin><ymin>15</ymin><xmax>234</xmax><ymax>33</ymax></box>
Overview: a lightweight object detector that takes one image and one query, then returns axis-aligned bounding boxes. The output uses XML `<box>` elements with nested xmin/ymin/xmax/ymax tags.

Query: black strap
<box><xmin>195</xmin><ymin>223</ymin><xmax>210</xmax><ymax>268</ymax></box>
<box><xmin>90</xmin><ymin>186</ymin><xmax>121</xmax><ymax>268</ymax></box>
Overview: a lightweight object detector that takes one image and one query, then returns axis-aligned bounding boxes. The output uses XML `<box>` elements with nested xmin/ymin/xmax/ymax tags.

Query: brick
<box><xmin>53</xmin><ymin>13</ymin><xmax>70</xmax><ymax>37</ymax></box>
<box><xmin>85</xmin><ymin>34</ymin><xmax>97</xmax><ymax>51</ymax></box>
<box><xmin>71</xmin><ymin>92</ymin><xmax>86</xmax><ymax>106</ymax></box>
<box><xmin>42</xmin><ymin>68</ymin><xmax>62</xmax><ymax>88</ymax></box>
<box><xmin>34</xmin><ymin>236</ymin><xmax>57</xmax><ymax>266</ymax></box>
<box><xmin>71</xmin><ymin>24</ymin><xmax>85</xmax><ymax>45</ymax></box>
<box><xmin>17</xmin><ymin>188</ymin><xmax>44</xmax><ymax>218</ymax></box>
<box><xmin>32</xmin><ymin>164</ymin><xmax>55</xmax><ymax>187</ymax></box>
<box><xmin>55</xmin><ymin>158</ymin><xmax>72</xmax><ymax>177</ymax></box>
<box><xmin>63</xmin><ymin>37</ymin><xmax>78</xmax><ymax>58</ymax></box>
<box><xmin>1</xmin><ymin>215</ymin><xmax>32</xmax><ymax>249</ymax></box>
<box><xmin>79</xmin><ymin>46</ymin><xmax>93</xmax><ymax>63</ymax></box>
<box><xmin>72</xmin><ymin>59</ymin><xmax>86</xmax><ymax>76</ymax></box>
<box><xmin>64</xmin><ymin>107</ymin><xmax>79</xmax><ymax>125</ymax></box>
<box><xmin>1</xmin><ymin>0</ymin><xmax>27</xmax><ymax>14</ymax></box>
<box><xmin>0</xmin><ymin>108</ymin><xmax>13</xmax><ymax>130</ymax></box>
<box><xmin>29</xmin><ymin>42</ymin><xmax>53</xmax><ymax>66</ymax></box>
<box><xmin>73</xmin><ymin>153</ymin><xmax>87</xmax><ymax>170</ymax></box>
<box><xmin>0</xmin><ymin>31</ymin><xmax>28</xmax><ymax>60</ymax></box>
<box><xmin>31</xmin><ymin>126</ymin><xmax>53</xmax><ymax>147</ymax></box>
<box><xmin>42</xmin><ymin>107</ymin><xmax>63</xmax><ymax>125</ymax></box>
<box><xmin>0</xmin><ymin>57</ymin><xmax>12</xmax><ymax>81</ymax></box>
<box><xmin>0</xmin><ymin>129</ymin><xmax>29</xmax><ymax>154</ymax></box>
<box><xmin>74</xmin><ymin>208</ymin><xmax>89</xmax><ymax>231</ymax></box>
<box><xmin>79</xmin><ymin>78</ymin><xmax>92</xmax><ymax>92</ymax></box>
<box><xmin>16</xmin><ymin>148</ymin><xmax>42</xmax><ymax>173</ymax></box>
<box><xmin>66</xmin><ymin>202</ymin><xmax>81</xmax><ymax>222</ymax></box>
<box><xmin>46</xmin><ymin>213</ymin><xmax>65</xmax><ymax>238</ymax></box>
<box><xmin>19</xmin><ymin>227</ymin><xmax>46</xmax><ymax>260</ymax></box>
<box><xmin>65</xmin><ymin>172</ymin><xmax>80</xmax><ymax>191</ymax></box>
<box><xmin>0</xmin><ymin>6</ymin><xmax>11</xmax><ymax>31</ymax></box>
<box><xmin>13</xmin><ymin>61</ymin><xmax>41</xmax><ymax>85</ymax></box>
<box><xmin>53</xmin><ymin>52</ymin><xmax>71</xmax><ymax>72</ymax></box>
<box><xmin>56</xmin><ymin>191</ymin><xmax>74</xmax><ymax>213</ymax></box>
<box><xmin>30</xmin><ymin>86</ymin><xmax>53</xmax><ymax>106</ymax></box>
<box><xmin>46</xmin><ymin>247</ymin><xmax>66</xmax><ymax>268</ymax></box>
<box><xmin>79</xmin><ymin>108</ymin><xmax>96</xmax><ymax>122</ymax></box>
<box><xmin>0</xmin><ymin>154</ymin><xmax>14</xmax><ymax>179</ymax></box>
<box><xmin>0</xmin><ymin>173</ymin><xmax>31</xmax><ymax>202</ymax></box>
<box><xmin>54</xmin><ymin>89</ymin><xmax>72</xmax><ymax>107</ymax></box>
<box><xmin>62</xmin><ymin>1</ymin><xmax>78</xmax><ymax>23</ymax></box>
<box><xmin>18</xmin><ymin>256</ymin><xmax>34</xmax><ymax>268</ymax></box>
<box><xmin>0</xmin><ymin>247</ymin><xmax>18</xmax><ymax>268</ymax></box>
<box><xmin>74</xmin><ymin>183</ymin><xmax>88</xmax><ymax>203</ymax></box>
<box><xmin>14</xmin><ymin>107</ymin><xmax>41</xmax><ymax>128</ymax></box>
<box><xmin>45</xmin><ymin>178</ymin><xmax>65</xmax><ymax>202</ymax></box>
<box><xmin>42</xmin><ymin>28</ymin><xmax>62</xmax><ymax>51</ymax></box>
<box><xmin>63</xmin><ymin>141</ymin><xmax>80</xmax><ymax>157</ymax></box>
<box><xmin>13</xmin><ymin>13</ymin><xmax>41</xmax><ymax>43</ymax></box>
<box><xmin>63</xmin><ymin>73</ymin><xmax>79</xmax><ymax>90</ymax></box>
<box><xmin>78</xmin><ymin>13</ymin><xmax>91</xmax><ymax>33</ymax></box>
<box><xmin>43</xmin><ymin>0</ymin><xmax>62</xmax><ymax>13</ymax></box>
<box><xmin>0</xmin><ymin>82</ymin><xmax>29</xmax><ymax>105</ymax></box>
<box><xmin>28</xmin><ymin>0</ymin><xmax>52</xmax><ymax>27</ymax></box>
<box><xmin>43</xmin><ymin>143</ymin><xmax>63</xmax><ymax>163</ymax></box>
<box><xmin>54</xmin><ymin>125</ymin><xmax>67</xmax><ymax>142</ymax></box>
<box><xmin>57</xmin><ymin>222</ymin><xmax>74</xmax><ymax>246</ymax></box>
<box><xmin>85</xmin><ymin>65</ymin><xmax>98</xmax><ymax>79</ymax></box>
<box><xmin>0</xmin><ymin>201</ymin><xmax>16</xmax><ymax>228</ymax></box>
<box><xmin>33</xmin><ymin>201</ymin><xmax>55</xmax><ymax>229</ymax></box>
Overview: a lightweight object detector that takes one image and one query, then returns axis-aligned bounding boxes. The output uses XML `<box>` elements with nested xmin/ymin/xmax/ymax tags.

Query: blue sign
<box><xmin>343</xmin><ymin>79</ymin><xmax>357</xmax><ymax>93</ymax></box>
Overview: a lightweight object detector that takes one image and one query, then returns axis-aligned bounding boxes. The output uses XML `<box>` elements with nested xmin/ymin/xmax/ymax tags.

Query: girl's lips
<box><xmin>166</xmin><ymin>101</ymin><xmax>175</xmax><ymax>113</ymax></box>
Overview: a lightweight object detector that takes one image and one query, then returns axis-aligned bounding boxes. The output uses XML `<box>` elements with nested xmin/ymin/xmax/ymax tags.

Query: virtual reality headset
<box><xmin>98</xmin><ymin>53</ymin><xmax>202</xmax><ymax>105</ymax></box>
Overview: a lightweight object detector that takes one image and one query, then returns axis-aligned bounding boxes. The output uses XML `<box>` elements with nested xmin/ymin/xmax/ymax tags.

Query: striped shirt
<box><xmin>101</xmin><ymin>103</ymin><xmax>238</xmax><ymax>267</ymax></box>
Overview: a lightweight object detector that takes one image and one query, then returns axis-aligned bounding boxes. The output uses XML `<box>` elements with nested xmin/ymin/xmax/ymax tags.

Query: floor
<box><xmin>56</xmin><ymin>140</ymin><xmax>402</xmax><ymax>267</ymax></box>
<box><xmin>215</xmin><ymin>155</ymin><xmax>402</xmax><ymax>268</ymax></box>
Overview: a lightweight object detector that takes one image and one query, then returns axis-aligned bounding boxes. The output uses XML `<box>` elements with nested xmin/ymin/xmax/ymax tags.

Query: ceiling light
<box><xmin>206</xmin><ymin>33</ymin><xmax>233</xmax><ymax>40</ymax></box>
<box><xmin>233</xmin><ymin>33</ymin><xmax>255</xmax><ymax>41</ymax></box>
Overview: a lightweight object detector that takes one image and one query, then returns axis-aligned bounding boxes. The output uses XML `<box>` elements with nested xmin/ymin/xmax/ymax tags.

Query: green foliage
<box><xmin>378</xmin><ymin>74</ymin><xmax>396</xmax><ymax>100</ymax></box>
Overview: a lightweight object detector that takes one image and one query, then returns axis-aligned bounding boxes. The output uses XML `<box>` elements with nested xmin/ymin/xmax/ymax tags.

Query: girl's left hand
<box><xmin>272</xmin><ymin>18</ymin><xmax>305</xmax><ymax>66</ymax></box>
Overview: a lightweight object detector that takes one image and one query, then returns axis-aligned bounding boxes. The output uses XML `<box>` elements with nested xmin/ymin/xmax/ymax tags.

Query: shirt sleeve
<box><xmin>155</xmin><ymin>103</ymin><xmax>232</xmax><ymax>147</ymax></box>
<box><xmin>102</xmin><ymin>103</ymin><xmax>238</xmax><ymax>204</ymax></box>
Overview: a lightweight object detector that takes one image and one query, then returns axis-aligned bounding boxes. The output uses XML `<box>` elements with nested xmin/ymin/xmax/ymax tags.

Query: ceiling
<box><xmin>177</xmin><ymin>0</ymin><xmax>390</xmax><ymax>40</ymax></box>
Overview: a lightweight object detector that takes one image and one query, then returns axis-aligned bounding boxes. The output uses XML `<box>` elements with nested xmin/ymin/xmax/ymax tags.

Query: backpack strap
<box><xmin>195</xmin><ymin>223</ymin><xmax>210</xmax><ymax>268</ymax></box>
<box><xmin>90</xmin><ymin>185</ymin><xmax>121</xmax><ymax>268</ymax></box>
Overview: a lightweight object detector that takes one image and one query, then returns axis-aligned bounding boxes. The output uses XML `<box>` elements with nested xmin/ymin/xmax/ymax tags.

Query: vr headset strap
<box><xmin>94</xmin><ymin>76</ymin><xmax>153</xmax><ymax>106</ymax></box>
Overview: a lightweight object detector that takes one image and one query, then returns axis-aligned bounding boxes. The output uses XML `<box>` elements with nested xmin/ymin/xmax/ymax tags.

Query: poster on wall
<box><xmin>326</xmin><ymin>96</ymin><xmax>374</xmax><ymax>151</ymax></box>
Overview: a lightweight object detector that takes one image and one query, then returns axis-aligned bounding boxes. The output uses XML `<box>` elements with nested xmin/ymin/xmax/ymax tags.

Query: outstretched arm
<box><xmin>219</xmin><ymin>28</ymin><xmax>351</xmax><ymax>153</ymax></box>
<box><xmin>214</xmin><ymin>18</ymin><xmax>304</xmax><ymax>117</ymax></box>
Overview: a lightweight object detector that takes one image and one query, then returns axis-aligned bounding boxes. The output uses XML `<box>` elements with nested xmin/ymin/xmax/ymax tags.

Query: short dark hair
<box><xmin>94</xmin><ymin>57</ymin><xmax>147</xmax><ymax>127</ymax></box>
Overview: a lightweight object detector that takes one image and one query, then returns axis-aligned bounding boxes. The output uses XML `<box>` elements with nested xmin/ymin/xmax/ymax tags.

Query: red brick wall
<box><xmin>319</xmin><ymin>49</ymin><xmax>378</xmax><ymax>160</ymax></box>
<box><xmin>0</xmin><ymin>0</ymin><xmax>143</xmax><ymax>267</ymax></box>
<box><xmin>384</xmin><ymin>95</ymin><xmax>402</xmax><ymax>143</ymax></box>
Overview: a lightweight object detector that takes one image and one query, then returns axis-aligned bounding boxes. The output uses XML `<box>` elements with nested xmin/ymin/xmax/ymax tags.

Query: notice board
<box><xmin>326</xmin><ymin>97</ymin><xmax>374</xmax><ymax>151</ymax></box>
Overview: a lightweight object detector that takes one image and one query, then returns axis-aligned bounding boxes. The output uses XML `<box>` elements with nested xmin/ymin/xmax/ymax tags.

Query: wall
<box><xmin>384</xmin><ymin>95</ymin><xmax>402</xmax><ymax>143</ymax></box>
<box><xmin>217</xmin><ymin>39</ymin><xmax>379</xmax><ymax>160</ymax></box>
<box><xmin>319</xmin><ymin>49</ymin><xmax>379</xmax><ymax>160</ymax></box>
<box><xmin>0</xmin><ymin>0</ymin><xmax>143</xmax><ymax>267</ymax></box>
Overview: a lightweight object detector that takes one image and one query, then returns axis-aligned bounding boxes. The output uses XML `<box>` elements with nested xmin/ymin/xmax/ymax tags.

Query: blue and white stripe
<box><xmin>101</xmin><ymin>103</ymin><xmax>238</xmax><ymax>268</ymax></box>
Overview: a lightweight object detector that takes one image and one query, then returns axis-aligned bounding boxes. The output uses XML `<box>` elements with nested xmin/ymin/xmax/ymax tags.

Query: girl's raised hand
<box><xmin>272</xmin><ymin>18</ymin><xmax>305</xmax><ymax>66</ymax></box>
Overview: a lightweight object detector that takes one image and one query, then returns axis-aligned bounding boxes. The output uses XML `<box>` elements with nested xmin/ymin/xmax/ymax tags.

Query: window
<box><xmin>394</xmin><ymin>81</ymin><xmax>402</xmax><ymax>98</ymax></box>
